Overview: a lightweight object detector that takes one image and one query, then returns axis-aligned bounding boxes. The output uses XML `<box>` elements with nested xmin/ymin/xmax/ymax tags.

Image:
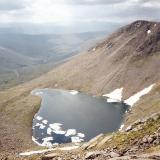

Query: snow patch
<box><xmin>124</xmin><ymin>84</ymin><xmax>154</xmax><ymax>107</ymax></box>
<box><xmin>107</xmin><ymin>98</ymin><xmax>121</xmax><ymax>103</ymax></box>
<box><xmin>19</xmin><ymin>148</ymin><xmax>55</xmax><ymax>156</ymax></box>
<box><xmin>147</xmin><ymin>30</ymin><xmax>151</xmax><ymax>34</ymax></box>
<box><xmin>119</xmin><ymin>124</ymin><xmax>124</xmax><ymax>131</ymax></box>
<box><xmin>19</xmin><ymin>146</ymin><xmax>79</xmax><ymax>156</ymax></box>
<box><xmin>34</xmin><ymin>91</ymin><xmax>43</xmax><ymax>96</ymax></box>
<box><xmin>103</xmin><ymin>88</ymin><xmax>123</xmax><ymax>102</ymax></box>
<box><xmin>69</xmin><ymin>90</ymin><xmax>79</xmax><ymax>95</ymax></box>
<box><xmin>59</xmin><ymin>146</ymin><xmax>79</xmax><ymax>151</ymax></box>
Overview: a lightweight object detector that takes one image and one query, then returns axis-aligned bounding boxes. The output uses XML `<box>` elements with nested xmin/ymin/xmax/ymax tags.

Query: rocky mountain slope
<box><xmin>0</xmin><ymin>20</ymin><xmax>160</xmax><ymax>159</ymax></box>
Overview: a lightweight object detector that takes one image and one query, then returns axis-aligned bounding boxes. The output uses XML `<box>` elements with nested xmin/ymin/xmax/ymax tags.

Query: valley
<box><xmin>0</xmin><ymin>20</ymin><xmax>160</xmax><ymax>160</ymax></box>
<box><xmin>0</xmin><ymin>31</ymin><xmax>106</xmax><ymax>90</ymax></box>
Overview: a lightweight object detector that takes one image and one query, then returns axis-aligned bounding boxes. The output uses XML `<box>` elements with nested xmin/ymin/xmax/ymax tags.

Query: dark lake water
<box><xmin>32</xmin><ymin>89</ymin><xmax>129</xmax><ymax>147</ymax></box>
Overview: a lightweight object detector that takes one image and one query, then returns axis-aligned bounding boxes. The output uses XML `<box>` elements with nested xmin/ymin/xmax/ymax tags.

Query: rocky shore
<box><xmin>9</xmin><ymin>112</ymin><xmax>159</xmax><ymax>160</ymax></box>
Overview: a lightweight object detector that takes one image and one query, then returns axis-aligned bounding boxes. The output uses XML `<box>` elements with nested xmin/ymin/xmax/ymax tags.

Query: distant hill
<box><xmin>0</xmin><ymin>31</ymin><xmax>106</xmax><ymax>90</ymax></box>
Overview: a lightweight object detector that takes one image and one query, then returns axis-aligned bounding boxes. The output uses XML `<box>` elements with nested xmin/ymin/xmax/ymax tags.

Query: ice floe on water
<box><xmin>53</xmin><ymin>130</ymin><xmax>66</xmax><ymax>135</ymax></box>
<box><xmin>32</xmin><ymin>116</ymin><xmax>85</xmax><ymax>147</ymax></box>
<box><xmin>47</xmin><ymin>127</ymin><xmax>52</xmax><ymax>135</ymax></box>
<box><xmin>71</xmin><ymin>136</ymin><xmax>84</xmax><ymax>143</ymax></box>
<box><xmin>65</xmin><ymin>129</ymin><xmax>77</xmax><ymax>136</ymax></box>
<box><xmin>39</xmin><ymin>124</ymin><xmax>45</xmax><ymax>129</ymax></box>
<box><xmin>49</xmin><ymin>123</ymin><xmax>63</xmax><ymax>131</ymax></box>
<box><xmin>42</xmin><ymin>119</ymin><xmax>48</xmax><ymax>124</ymax></box>
<box><xmin>77</xmin><ymin>133</ymin><xmax>85</xmax><ymax>138</ymax></box>
<box><xmin>34</xmin><ymin>123</ymin><xmax>45</xmax><ymax>129</ymax></box>
<box><xmin>36</xmin><ymin>116</ymin><xmax>43</xmax><ymax>121</ymax></box>
<box><xmin>124</xmin><ymin>84</ymin><xmax>155</xmax><ymax>107</ymax></box>
<box><xmin>103</xmin><ymin>88</ymin><xmax>123</xmax><ymax>102</ymax></box>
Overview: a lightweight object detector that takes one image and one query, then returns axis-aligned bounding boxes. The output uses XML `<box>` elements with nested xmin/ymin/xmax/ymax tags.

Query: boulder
<box><xmin>81</xmin><ymin>134</ymin><xmax>103</xmax><ymax>150</ymax></box>
<box><xmin>125</xmin><ymin>125</ymin><xmax>132</xmax><ymax>132</ymax></box>
<box><xmin>109</xmin><ymin>151</ymin><xmax>120</xmax><ymax>158</ymax></box>
<box><xmin>42</xmin><ymin>153</ymin><xmax>59</xmax><ymax>160</ymax></box>
<box><xmin>85</xmin><ymin>151</ymin><xmax>101</xmax><ymax>159</ymax></box>
<box><xmin>96</xmin><ymin>135</ymin><xmax>113</xmax><ymax>148</ymax></box>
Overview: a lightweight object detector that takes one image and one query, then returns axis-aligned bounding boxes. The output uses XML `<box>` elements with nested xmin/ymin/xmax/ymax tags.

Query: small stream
<box><xmin>32</xmin><ymin>89</ymin><xmax>129</xmax><ymax>147</ymax></box>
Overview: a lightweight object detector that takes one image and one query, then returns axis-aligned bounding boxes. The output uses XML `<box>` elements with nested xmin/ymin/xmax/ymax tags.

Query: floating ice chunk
<box><xmin>42</xmin><ymin>137</ymin><xmax>53</xmax><ymax>143</ymax></box>
<box><xmin>71</xmin><ymin>136</ymin><xmax>84</xmax><ymax>143</ymax></box>
<box><xmin>77</xmin><ymin>133</ymin><xmax>85</xmax><ymax>138</ymax></box>
<box><xmin>49</xmin><ymin>123</ymin><xmax>63</xmax><ymax>131</ymax></box>
<box><xmin>103</xmin><ymin>88</ymin><xmax>123</xmax><ymax>101</ymax></box>
<box><xmin>42</xmin><ymin>120</ymin><xmax>48</xmax><ymax>124</ymax></box>
<box><xmin>124</xmin><ymin>84</ymin><xmax>155</xmax><ymax>107</ymax></box>
<box><xmin>36</xmin><ymin>116</ymin><xmax>43</xmax><ymax>121</ymax></box>
<box><xmin>69</xmin><ymin>90</ymin><xmax>79</xmax><ymax>95</ymax></box>
<box><xmin>147</xmin><ymin>30</ymin><xmax>151</xmax><ymax>34</ymax></box>
<box><xmin>35</xmin><ymin>123</ymin><xmax>41</xmax><ymax>127</ymax></box>
<box><xmin>39</xmin><ymin>124</ymin><xmax>46</xmax><ymax>129</ymax></box>
<box><xmin>53</xmin><ymin>130</ymin><xmax>66</xmax><ymax>135</ymax></box>
<box><xmin>47</xmin><ymin>127</ymin><xmax>52</xmax><ymax>135</ymax></box>
<box><xmin>42</xmin><ymin>141</ymin><xmax>53</xmax><ymax>147</ymax></box>
<box><xmin>65</xmin><ymin>129</ymin><xmax>77</xmax><ymax>136</ymax></box>
<box><xmin>35</xmin><ymin>123</ymin><xmax>46</xmax><ymax>129</ymax></box>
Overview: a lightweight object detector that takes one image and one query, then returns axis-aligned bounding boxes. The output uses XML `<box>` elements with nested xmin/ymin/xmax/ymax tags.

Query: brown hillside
<box><xmin>37</xmin><ymin>20</ymin><xmax>160</xmax><ymax>99</ymax></box>
<box><xmin>0</xmin><ymin>20</ymin><xmax>160</xmax><ymax>157</ymax></box>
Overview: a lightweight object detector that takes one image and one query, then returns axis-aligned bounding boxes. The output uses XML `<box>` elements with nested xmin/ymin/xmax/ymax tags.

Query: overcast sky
<box><xmin>0</xmin><ymin>0</ymin><xmax>160</xmax><ymax>32</ymax></box>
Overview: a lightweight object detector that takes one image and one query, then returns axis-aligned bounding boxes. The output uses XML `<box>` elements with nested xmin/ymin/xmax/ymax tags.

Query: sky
<box><xmin>0</xmin><ymin>0</ymin><xmax>160</xmax><ymax>33</ymax></box>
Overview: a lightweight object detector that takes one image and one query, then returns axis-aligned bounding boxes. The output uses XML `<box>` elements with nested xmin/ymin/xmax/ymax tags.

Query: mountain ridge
<box><xmin>0</xmin><ymin>20</ymin><xmax>160</xmax><ymax>159</ymax></box>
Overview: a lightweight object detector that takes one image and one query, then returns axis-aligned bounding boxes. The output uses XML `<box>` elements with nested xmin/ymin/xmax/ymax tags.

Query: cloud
<box><xmin>0</xmin><ymin>0</ymin><xmax>160</xmax><ymax>26</ymax></box>
<box><xmin>0</xmin><ymin>0</ymin><xmax>26</xmax><ymax>11</ymax></box>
